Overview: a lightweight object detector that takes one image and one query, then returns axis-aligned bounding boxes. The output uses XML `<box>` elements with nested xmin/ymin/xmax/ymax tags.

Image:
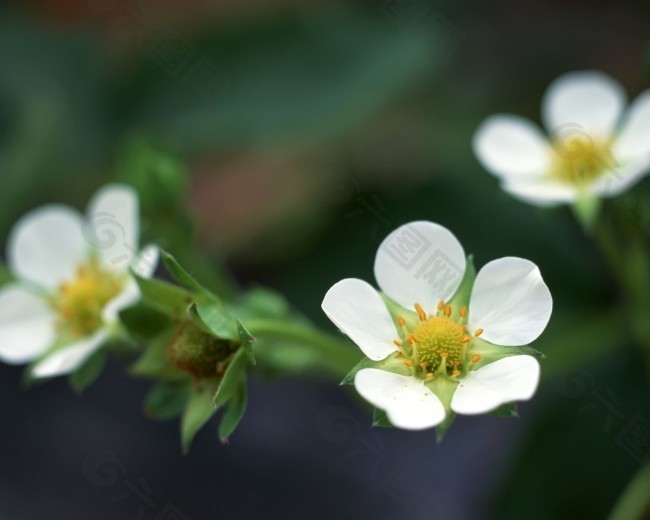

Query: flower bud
<box><xmin>169</xmin><ymin>321</ymin><xmax>239</xmax><ymax>381</ymax></box>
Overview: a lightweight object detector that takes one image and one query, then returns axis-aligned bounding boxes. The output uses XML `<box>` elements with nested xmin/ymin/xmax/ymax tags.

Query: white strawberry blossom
<box><xmin>473</xmin><ymin>70</ymin><xmax>650</xmax><ymax>206</ymax></box>
<box><xmin>322</xmin><ymin>221</ymin><xmax>552</xmax><ymax>430</ymax></box>
<box><xmin>0</xmin><ymin>184</ymin><xmax>158</xmax><ymax>378</ymax></box>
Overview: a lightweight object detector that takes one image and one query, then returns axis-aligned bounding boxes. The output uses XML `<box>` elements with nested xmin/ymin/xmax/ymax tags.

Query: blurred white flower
<box><xmin>0</xmin><ymin>184</ymin><xmax>158</xmax><ymax>378</ymax></box>
<box><xmin>322</xmin><ymin>221</ymin><xmax>552</xmax><ymax>430</ymax></box>
<box><xmin>473</xmin><ymin>71</ymin><xmax>650</xmax><ymax>207</ymax></box>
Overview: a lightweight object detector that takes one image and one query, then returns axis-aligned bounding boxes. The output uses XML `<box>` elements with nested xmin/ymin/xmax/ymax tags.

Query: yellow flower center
<box><xmin>551</xmin><ymin>133</ymin><xmax>614</xmax><ymax>186</ymax></box>
<box><xmin>412</xmin><ymin>316</ymin><xmax>466</xmax><ymax>372</ymax></box>
<box><xmin>50</xmin><ymin>258</ymin><xmax>124</xmax><ymax>338</ymax></box>
<box><xmin>393</xmin><ymin>302</ymin><xmax>483</xmax><ymax>380</ymax></box>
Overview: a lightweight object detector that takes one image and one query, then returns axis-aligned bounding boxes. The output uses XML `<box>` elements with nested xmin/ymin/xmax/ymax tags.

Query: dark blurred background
<box><xmin>1</xmin><ymin>0</ymin><xmax>650</xmax><ymax>518</ymax></box>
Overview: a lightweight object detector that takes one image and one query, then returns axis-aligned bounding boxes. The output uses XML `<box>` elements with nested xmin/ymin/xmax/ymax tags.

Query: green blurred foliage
<box><xmin>1</xmin><ymin>0</ymin><xmax>649</xmax><ymax>517</ymax></box>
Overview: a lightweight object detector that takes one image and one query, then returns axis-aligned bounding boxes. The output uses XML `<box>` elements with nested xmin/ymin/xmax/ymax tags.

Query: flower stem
<box><xmin>243</xmin><ymin>319</ymin><xmax>359</xmax><ymax>378</ymax></box>
<box><xmin>607</xmin><ymin>462</ymin><xmax>650</xmax><ymax>520</ymax></box>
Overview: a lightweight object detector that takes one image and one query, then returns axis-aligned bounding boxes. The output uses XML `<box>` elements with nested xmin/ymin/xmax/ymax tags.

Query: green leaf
<box><xmin>181</xmin><ymin>387</ymin><xmax>217</xmax><ymax>453</ymax></box>
<box><xmin>489</xmin><ymin>402</ymin><xmax>519</xmax><ymax>418</ymax></box>
<box><xmin>0</xmin><ymin>261</ymin><xmax>13</xmax><ymax>287</ymax></box>
<box><xmin>68</xmin><ymin>350</ymin><xmax>106</xmax><ymax>393</ymax></box>
<box><xmin>144</xmin><ymin>381</ymin><xmax>192</xmax><ymax>421</ymax></box>
<box><xmin>236</xmin><ymin>287</ymin><xmax>291</xmax><ymax>319</ymax></box>
<box><xmin>117</xmin><ymin>137</ymin><xmax>187</xmax><ymax>215</ymax></box>
<box><xmin>130</xmin><ymin>329</ymin><xmax>188</xmax><ymax>382</ymax></box>
<box><xmin>213</xmin><ymin>349</ymin><xmax>248</xmax><ymax>407</ymax></box>
<box><xmin>133</xmin><ymin>12</ymin><xmax>439</xmax><ymax>154</ymax></box>
<box><xmin>237</xmin><ymin>321</ymin><xmax>256</xmax><ymax>364</ymax></box>
<box><xmin>133</xmin><ymin>273</ymin><xmax>194</xmax><ymax>316</ymax></box>
<box><xmin>218</xmin><ymin>379</ymin><xmax>248</xmax><ymax>443</ymax></box>
<box><xmin>119</xmin><ymin>303</ymin><xmax>172</xmax><ymax>339</ymax></box>
<box><xmin>372</xmin><ymin>408</ymin><xmax>393</xmax><ymax>428</ymax></box>
<box><xmin>161</xmin><ymin>250</ymin><xmax>212</xmax><ymax>296</ymax></box>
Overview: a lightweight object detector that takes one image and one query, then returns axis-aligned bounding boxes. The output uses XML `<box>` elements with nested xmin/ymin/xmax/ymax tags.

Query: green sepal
<box><xmin>68</xmin><ymin>350</ymin><xmax>107</xmax><ymax>393</ymax></box>
<box><xmin>380</xmin><ymin>294</ymin><xmax>419</xmax><ymax>333</ymax></box>
<box><xmin>119</xmin><ymin>303</ymin><xmax>172</xmax><ymax>340</ymax></box>
<box><xmin>470</xmin><ymin>337</ymin><xmax>545</xmax><ymax>370</ymax></box>
<box><xmin>489</xmin><ymin>402</ymin><xmax>519</xmax><ymax>418</ymax></box>
<box><xmin>340</xmin><ymin>354</ymin><xmax>410</xmax><ymax>386</ymax></box>
<box><xmin>573</xmin><ymin>192</ymin><xmax>601</xmax><ymax>233</ymax></box>
<box><xmin>427</xmin><ymin>375</ymin><xmax>459</xmax><ymax>442</ymax></box>
<box><xmin>340</xmin><ymin>357</ymin><xmax>377</xmax><ymax>385</ymax></box>
<box><xmin>237</xmin><ymin>321</ymin><xmax>256</xmax><ymax>364</ymax></box>
<box><xmin>161</xmin><ymin>250</ymin><xmax>213</xmax><ymax>297</ymax></box>
<box><xmin>194</xmin><ymin>301</ymin><xmax>238</xmax><ymax>341</ymax></box>
<box><xmin>218</xmin><ymin>379</ymin><xmax>248</xmax><ymax>443</ymax></box>
<box><xmin>436</xmin><ymin>412</ymin><xmax>456</xmax><ymax>443</ymax></box>
<box><xmin>181</xmin><ymin>386</ymin><xmax>217</xmax><ymax>453</ymax></box>
<box><xmin>446</xmin><ymin>255</ymin><xmax>476</xmax><ymax>315</ymax></box>
<box><xmin>130</xmin><ymin>329</ymin><xmax>188</xmax><ymax>382</ymax></box>
<box><xmin>213</xmin><ymin>349</ymin><xmax>248</xmax><ymax>407</ymax></box>
<box><xmin>144</xmin><ymin>381</ymin><xmax>192</xmax><ymax>421</ymax></box>
<box><xmin>372</xmin><ymin>408</ymin><xmax>393</xmax><ymax>428</ymax></box>
<box><xmin>132</xmin><ymin>272</ymin><xmax>194</xmax><ymax>316</ymax></box>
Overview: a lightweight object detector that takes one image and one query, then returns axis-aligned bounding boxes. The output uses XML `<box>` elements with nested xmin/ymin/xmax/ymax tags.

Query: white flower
<box><xmin>0</xmin><ymin>184</ymin><xmax>158</xmax><ymax>378</ymax></box>
<box><xmin>473</xmin><ymin>71</ymin><xmax>650</xmax><ymax>206</ymax></box>
<box><xmin>322</xmin><ymin>221</ymin><xmax>552</xmax><ymax>431</ymax></box>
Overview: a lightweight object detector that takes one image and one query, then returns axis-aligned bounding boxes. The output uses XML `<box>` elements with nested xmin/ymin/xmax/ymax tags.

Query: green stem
<box><xmin>592</xmin><ymin>216</ymin><xmax>636</xmax><ymax>301</ymax></box>
<box><xmin>244</xmin><ymin>318</ymin><xmax>359</xmax><ymax>378</ymax></box>
<box><xmin>608</xmin><ymin>463</ymin><xmax>650</xmax><ymax>520</ymax></box>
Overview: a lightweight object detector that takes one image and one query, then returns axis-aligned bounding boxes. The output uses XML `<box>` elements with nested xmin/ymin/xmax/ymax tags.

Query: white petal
<box><xmin>473</xmin><ymin>115</ymin><xmax>551</xmax><ymax>180</ymax></box>
<box><xmin>85</xmin><ymin>184</ymin><xmax>140</xmax><ymax>274</ymax></box>
<box><xmin>501</xmin><ymin>180</ymin><xmax>578</xmax><ymax>206</ymax></box>
<box><xmin>7</xmin><ymin>205</ymin><xmax>87</xmax><ymax>290</ymax></box>
<box><xmin>102</xmin><ymin>280</ymin><xmax>140</xmax><ymax>325</ymax></box>
<box><xmin>354</xmin><ymin>368</ymin><xmax>446</xmax><ymax>430</ymax></box>
<box><xmin>613</xmin><ymin>90</ymin><xmax>650</xmax><ymax>162</ymax></box>
<box><xmin>0</xmin><ymin>284</ymin><xmax>57</xmax><ymax>364</ymax></box>
<box><xmin>322</xmin><ymin>279</ymin><xmax>398</xmax><ymax>361</ymax></box>
<box><xmin>32</xmin><ymin>329</ymin><xmax>108</xmax><ymax>378</ymax></box>
<box><xmin>542</xmin><ymin>71</ymin><xmax>626</xmax><ymax>139</ymax></box>
<box><xmin>468</xmin><ymin>257</ymin><xmax>552</xmax><ymax>346</ymax></box>
<box><xmin>589</xmin><ymin>159</ymin><xmax>650</xmax><ymax>198</ymax></box>
<box><xmin>451</xmin><ymin>355</ymin><xmax>540</xmax><ymax>415</ymax></box>
<box><xmin>132</xmin><ymin>244</ymin><xmax>159</xmax><ymax>278</ymax></box>
<box><xmin>374</xmin><ymin>221</ymin><xmax>465</xmax><ymax>315</ymax></box>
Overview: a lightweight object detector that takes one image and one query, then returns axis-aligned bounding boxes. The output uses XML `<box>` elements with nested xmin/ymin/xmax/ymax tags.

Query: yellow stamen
<box><xmin>397</xmin><ymin>316</ymin><xmax>406</xmax><ymax>327</ymax></box>
<box><xmin>426</xmin><ymin>373</ymin><xmax>434</xmax><ymax>379</ymax></box>
<box><xmin>403</xmin><ymin>360</ymin><xmax>413</xmax><ymax>368</ymax></box>
<box><xmin>474</xmin><ymin>328</ymin><xmax>484</xmax><ymax>337</ymax></box>
<box><xmin>440</xmin><ymin>352</ymin><xmax>448</xmax><ymax>359</ymax></box>
<box><xmin>459</xmin><ymin>306</ymin><xmax>467</xmax><ymax>318</ymax></box>
<box><xmin>437</xmin><ymin>300</ymin><xmax>445</xmax><ymax>310</ymax></box>
<box><xmin>444</xmin><ymin>305</ymin><xmax>451</xmax><ymax>317</ymax></box>
<box><xmin>452</xmin><ymin>370</ymin><xmax>461</xmax><ymax>377</ymax></box>
<box><xmin>471</xmin><ymin>354</ymin><xmax>482</xmax><ymax>363</ymax></box>
<box><xmin>419</xmin><ymin>362</ymin><xmax>428</xmax><ymax>368</ymax></box>
<box><xmin>393</xmin><ymin>339</ymin><xmax>403</xmax><ymax>347</ymax></box>
<box><xmin>414</xmin><ymin>303</ymin><xmax>427</xmax><ymax>321</ymax></box>
<box><xmin>407</xmin><ymin>334</ymin><xmax>417</xmax><ymax>345</ymax></box>
<box><xmin>461</xmin><ymin>334</ymin><xmax>471</xmax><ymax>344</ymax></box>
